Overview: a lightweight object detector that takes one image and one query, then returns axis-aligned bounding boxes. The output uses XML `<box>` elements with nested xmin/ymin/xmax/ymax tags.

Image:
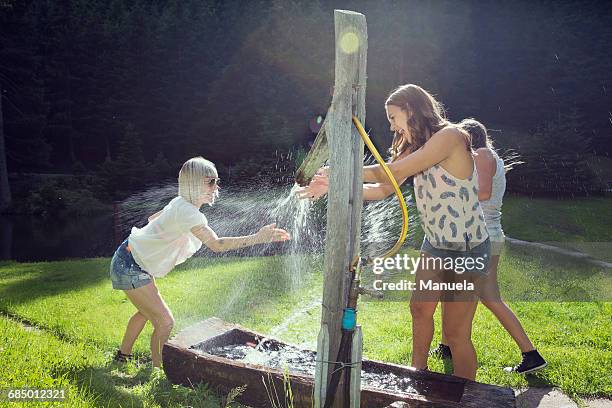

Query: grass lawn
<box><xmin>1</xmin><ymin>244</ymin><xmax>610</xmax><ymax>406</ymax></box>
<box><xmin>1</xmin><ymin>196</ymin><xmax>610</xmax><ymax>406</ymax></box>
<box><xmin>0</xmin><ymin>256</ymin><xmax>322</xmax><ymax>407</ymax></box>
<box><xmin>502</xmin><ymin>196</ymin><xmax>612</xmax><ymax>261</ymax></box>
<box><xmin>284</xmin><ymin>246</ymin><xmax>611</xmax><ymax>401</ymax></box>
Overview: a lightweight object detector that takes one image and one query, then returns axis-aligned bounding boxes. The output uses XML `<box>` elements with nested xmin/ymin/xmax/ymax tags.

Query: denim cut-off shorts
<box><xmin>110</xmin><ymin>239</ymin><xmax>153</xmax><ymax>290</ymax></box>
<box><xmin>421</xmin><ymin>237</ymin><xmax>492</xmax><ymax>275</ymax></box>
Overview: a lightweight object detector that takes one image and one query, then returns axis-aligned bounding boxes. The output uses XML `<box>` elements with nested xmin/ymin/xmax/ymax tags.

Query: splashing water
<box><xmin>116</xmin><ymin>178</ymin><xmax>419</xmax><ymax>318</ymax></box>
<box><xmin>198</xmin><ymin>342</ymin><xmax>418</xmax><ymax>395</ymax></box>
<box><xmin>116</xmin><ymin>180</ymin><xmax>326</xmax><ymax>316</ymax></box>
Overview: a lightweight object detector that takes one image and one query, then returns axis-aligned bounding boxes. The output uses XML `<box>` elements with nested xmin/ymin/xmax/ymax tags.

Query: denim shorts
<box><xmin>110</xmin><ymin>239</ymin><xmax>153</xmax><ymax>290</ymax></box>
<box><xmin>421</xmin><ymin>237</ymin><xmax>491</xmax><ymax>275</ymax></box>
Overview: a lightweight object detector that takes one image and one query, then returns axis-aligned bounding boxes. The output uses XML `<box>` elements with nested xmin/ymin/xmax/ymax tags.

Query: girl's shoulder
<box><xmin>431</xmin><ymin>125</ymin><xmax>468</xmax><ymax>146</ymax></box>
<box><xmin>473</xmin><ymin>147</ymin><xmax>496</xmax><ymax>169</ymax></box>
<box><xmin>433</xmin><ymin>124</ymin><xmax>465</xmax><ymax>136</ymax></box>
<box><xmin>475</xmin><ymin>147</ymin><xmax>495</xmax><ymax>159</ymax></box>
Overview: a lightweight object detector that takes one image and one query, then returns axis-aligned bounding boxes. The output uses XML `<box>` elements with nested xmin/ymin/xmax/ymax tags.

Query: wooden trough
<box><xmin>163</xmin><ymin>318</ymin><xmax>515</xmax><ymax>408</ymax></box>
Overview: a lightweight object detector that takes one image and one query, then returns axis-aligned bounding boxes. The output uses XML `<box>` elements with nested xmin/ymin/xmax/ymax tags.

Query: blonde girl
<box><xmin>110</xmin><ymin>157</ymin><xmax>290</xmax><ymax>367</ymax></box>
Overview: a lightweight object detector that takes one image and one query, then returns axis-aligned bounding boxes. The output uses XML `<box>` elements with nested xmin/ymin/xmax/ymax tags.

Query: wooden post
<box><xmin>315</xmin><ymin>9</ymin><xmax>367</xmax><ymax>408</ymax></box>
<box><xmin>295</xmin><ymin>120</ymin><xmax>328</xmax><ymax>187</ymax></box>
<box><xmin>350</xmin><ymin>325</ymin><xmax>363</xmax><ymax>408</ymax></box>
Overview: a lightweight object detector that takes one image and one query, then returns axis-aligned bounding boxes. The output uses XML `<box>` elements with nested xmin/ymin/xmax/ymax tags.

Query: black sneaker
<box><xmin>114</xmin><ymin>349</ymin><xmax>133</xmax><ymax>363</ymax></box>
<box><xmin>504</xmin><ymin>350</ymin><xmax>547</xmax><ymax>374</ymax></box>
<box><xmin>429</xmin><ymin>343</ymin><xmax>452</xmax><ymax>360</ymax></box>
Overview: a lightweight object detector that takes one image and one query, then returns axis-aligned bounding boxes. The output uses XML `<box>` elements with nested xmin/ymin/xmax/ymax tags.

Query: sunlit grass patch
<box><xmin>0</xmin><ymin>247</ymin><xmax>609</xmax><ymax>404</ymax></box>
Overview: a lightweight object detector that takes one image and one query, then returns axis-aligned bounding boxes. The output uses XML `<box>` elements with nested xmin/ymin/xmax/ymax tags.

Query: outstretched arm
<box><xmin>364</xmin><ymin>128</ymin><xmax>463</xmax><ymax>183</ymax></box>
<box><xmin>191</xmin><ymin>223</ymin><xmax>290</xmax><ymax>253</ymax></box>
<box><xmin>363</xmin><ymin>183</ymin><xmax>396</xmax><ymax>200</ymax></box>
<box><xmin>295</xmin><ymin>175</ymin><xmax>405</xmax><ymax>201</ymax></box>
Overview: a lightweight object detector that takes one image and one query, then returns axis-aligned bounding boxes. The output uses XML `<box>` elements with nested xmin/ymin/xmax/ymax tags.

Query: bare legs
<box><xmin>410</xmin><ymin>298</ymin><xmax>438</xmax><ymax>369</ymax></box>
<box><xmin>411</xmin><ymin>253</ymin><xmax>479</xmax><ymax>380</ymax></box>
<box><xmin>479</xmin><ymin>255</ymin><xmax>535</xmax><ymax>352</ymax></box>
<box><xmin>410</xmin><ymin>252</ymin><xmax>441</xmax><ymax>370</ymax></box>
<box><xmin>119</xmin><ymin>311</ymin><xmax>148</xmax><ymax>355</ymax></box>
<box><xmin>442</xmin><ymin>301</ymin><xmax>478</xmax><ymax>379</ymax></box>
<box><xmin>441</xmin><ymin>255</ymin><xmax>535</xmax><ymax>353</ymax></box>
<box><xmin>121</xmin><ymin>280</ymin><xmax>175</xmax><ymax>367</ymax></box>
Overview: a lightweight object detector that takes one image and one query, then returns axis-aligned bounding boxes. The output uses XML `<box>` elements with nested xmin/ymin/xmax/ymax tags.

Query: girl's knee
<box><xmin>410</xmin><ymin>301</ymin><xmax>435</xmax><ymax>321</ymax></box>
<box><xmin>443</xmin><ymin>322</ymin><xmax>472</xmax><ymax>343</ymax></box>
<box><xmin>163</xmin><ymin>315</ymin><xmax>175</xmax><ymax>331</ymax></box>
<box><xmin>152</xmin><ymin>313</ymin><xmax>174</xmax><ymax>332</ymax></box>
<box><xmin>133</xmin><ymin>311</ymin><xmax>148</xmax><ymax>321</ymax></box>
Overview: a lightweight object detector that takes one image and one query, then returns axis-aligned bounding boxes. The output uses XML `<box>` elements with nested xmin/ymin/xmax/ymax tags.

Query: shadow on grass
<box><xmin>54</xmin><ymin>362</ymin><xmax>149</xmax><ymax>408</ymax></box>
<box><xmin>524</xmin><ymin>373</ymin><xmax>555</xmax><ymax>388</ymax></box>
<box><xmin>442</xmin><ymin>358</ymin><xmax>453</xmax><ymax>375</ymax></box>
<box><xmin>0</xmin><ymin>258</ymin><xmax>112</xmax><ymax>307</ymax></box>
<box><xmin>58</xmin><ymin>361</ymin><xmax>227</xmax><ymax>408</ymax></box>
<box><xmin>513</xmin><ymin>375</ymin><xmax>560</xmax><ymax>408</ymax></box>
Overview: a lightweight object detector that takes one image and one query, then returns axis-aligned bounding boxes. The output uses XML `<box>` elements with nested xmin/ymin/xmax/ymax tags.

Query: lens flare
<box><xmin>339</xmin><ymin>32</ymin><xmax>360</xmax><ymax>54</ymax></box>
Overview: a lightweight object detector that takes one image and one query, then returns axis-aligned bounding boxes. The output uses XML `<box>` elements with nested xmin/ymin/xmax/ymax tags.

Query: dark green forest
<box><xmin>1</xmin><ymin>0</ymin><xmax>611</xmax><ymax>212</ymax></box>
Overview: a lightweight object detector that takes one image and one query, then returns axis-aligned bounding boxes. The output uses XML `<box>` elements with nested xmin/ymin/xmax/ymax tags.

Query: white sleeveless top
<box><xmin>480</xmin><ymin>150</ymin><xmax>506</xmax><ymax>230</ymax></box>
<box><xmin>414</xmin><ymin>163</ymin><xmax>489</xmax><ymax>251</ymax></box>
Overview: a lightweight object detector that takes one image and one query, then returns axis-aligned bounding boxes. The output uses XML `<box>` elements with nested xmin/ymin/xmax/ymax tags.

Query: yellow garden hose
<box><xmin>352</xmin><ymin>115</ymin><xmax>409</xmax><ymax>261</ymax></box>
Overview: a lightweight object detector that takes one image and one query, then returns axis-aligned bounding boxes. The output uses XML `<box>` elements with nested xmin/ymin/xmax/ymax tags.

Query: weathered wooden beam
<box><xmin>295</xmin><ymin>117</ymin><xmax>328</xmax><ymax>187</ymax></box>
<box><xmin>350</xmin><ymin>326</ymin><xmax>363</xmax><ymax>408</ymax></box>
<box><xmin>163</xmin><ymin>318</ymin><xmax>516</xmax><ymax>408</ymax></box>
<box><xmin>317</xmin><ymin>9</ymin><xmax>367</xmax><ymax>408</ymax></box>
<box><xmin>314</xmin><ymin>323</ymin><xmax>329</xmax><ymax>408</ymax></box>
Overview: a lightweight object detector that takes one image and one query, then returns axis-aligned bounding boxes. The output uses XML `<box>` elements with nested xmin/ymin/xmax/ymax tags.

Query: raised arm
<box><xmin>364</xmin><ymin>128</ymin><xmax>464</xmax><ymax>183</ymax></box>
<box><xmin>473</xmin><ymin>148</ymin><xmax>496</xmax><ymax>201</ymax></box>
<box><xmin>190</xmin><ymin>223</ymin><xmax>290</xmax><ymax>253</ymax></box>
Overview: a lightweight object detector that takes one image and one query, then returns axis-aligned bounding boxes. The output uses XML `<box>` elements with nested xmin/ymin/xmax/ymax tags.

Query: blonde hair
<box><xmin>385</xmin><ymin>84</ymin><xmax>466</xmax><ymax>161</ymax></box>
<box><xmin>178</xmin><ymin>157</ymin><xmax>218</xmax><ymax>205</ymax></box>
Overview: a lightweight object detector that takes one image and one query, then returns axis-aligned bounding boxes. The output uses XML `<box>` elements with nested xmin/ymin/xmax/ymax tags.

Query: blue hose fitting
<box><xmin>342</xmin><ymin>307</ymin><xmax>356</xmax><ymax>330</ymax></box>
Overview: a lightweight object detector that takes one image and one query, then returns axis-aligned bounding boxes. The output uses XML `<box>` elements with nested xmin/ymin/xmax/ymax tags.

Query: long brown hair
<box><xmin>460</xmin><ymin>118</ymin><xmax>524</xmax><ymax>172</ymax></box>
<box><xmin>460</xmin><ymin>118</ymin><xmax>493</xmax><ymax>150</ymax></box>
<box><xmin>385</xmin><ymin>84</ymin><xmax>463</xmax><ymax>161</ymax></box>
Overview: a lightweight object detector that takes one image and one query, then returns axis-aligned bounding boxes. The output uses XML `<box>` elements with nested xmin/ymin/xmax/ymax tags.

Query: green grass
<box><xmin>277</xmin><ymin>245</ymin><xmax>611</xmax><ymax>401</ymax></box>
<box><xmin>1</xmin><ymin>196</ymin><xmax>611</xmax><ymax>406</ymax></box>
<box><xmin>0</xmin><ymin>249</ymin><xmax>610</xmax><ymax>405</ymax></box>
<box><xmin>502</xmin><ymin>196</ymin><xmax>612</xmax><ymax>242</ymax></box>
<box><xmin>0</xmin><ymin>314</ymin><xmax>235</xmax><ymax>407</ymax></box>
<box><xmin>0</xmin><ymin>316</ymin><xmax>100</xmax><ymax>407</ymax></box>
<box><xmin>0</xmin><ymin>256</ymin><xmax>322</xmax><ymax>407</ymax></box>
<box><xmin>502</xmin><ymin>196</ymin><xmax>612</xmax><ymax>261</ymax></box>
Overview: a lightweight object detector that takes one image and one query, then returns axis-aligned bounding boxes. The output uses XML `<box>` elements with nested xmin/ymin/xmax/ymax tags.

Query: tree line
<box><xmin>1</xmin><ymin>0</ymin><xmax>610</xmax><ymax>211</ymax></box>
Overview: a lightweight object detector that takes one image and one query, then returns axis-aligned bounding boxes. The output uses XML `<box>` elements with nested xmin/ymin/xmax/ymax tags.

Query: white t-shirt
<box><xmin>128</xmin><ymin>196</ymin><xmax>207</xmax><ymax>277</ymax></box>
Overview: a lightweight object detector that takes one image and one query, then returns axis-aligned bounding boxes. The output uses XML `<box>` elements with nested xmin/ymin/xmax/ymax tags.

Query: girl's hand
<box><xmin>295</xmin><ymin>172</ymin><xmax>329</xmax><ymax>200</ymax></box>
<box><xmin>317</xmin><ymin>166</ymin><xmax>329</xmax><ymax>176</ymax></box>
<box><xmin>257</xmin><ymin>223</ymin><xmax>291</xmax><ymax>243</ymax></box>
